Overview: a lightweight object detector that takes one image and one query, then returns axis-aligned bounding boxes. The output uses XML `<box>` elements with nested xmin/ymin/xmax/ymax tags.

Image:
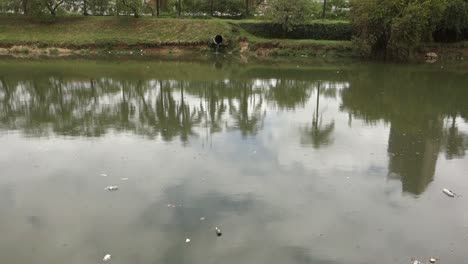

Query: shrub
<box><xmin>350</xmin><ymin>0</ymin><xmax>447</xmax><ymax>61</ymax></box>
<box><xmin>266</xmin><ymin>0</ymin><xmax>314</xmax><ymax>32</ymax></box>
<box><xmin>434</xmin><ymin>0</ymin><xmax>468</xmax><ymax>42</ymax></box>
<box><xmin>238</xmin><ymin>21</ymin><xmax>352</xmax><ymax>40</ymax></box>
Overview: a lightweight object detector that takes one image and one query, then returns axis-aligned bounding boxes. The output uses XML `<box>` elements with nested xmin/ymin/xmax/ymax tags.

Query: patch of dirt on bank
<box><xmin>0</xmin><ymin>45</ymin><xmax>76</xmax><ymax>57</ymax></box>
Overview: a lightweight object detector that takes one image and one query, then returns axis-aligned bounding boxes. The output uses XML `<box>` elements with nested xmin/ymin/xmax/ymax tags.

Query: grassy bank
<box><xmin>0</xmin><ymin>15</ymin><xmax>355</xmax><ymax>58</ymax></box>
<box><xmin>0</xmin><ymin>16</ymin><xmax>232</xmax><ymax>48</ymax></box>
<box><xmin>0</xmin><ymin>15</ymin><xmax>465</xmax><ymax>60</ymax></box>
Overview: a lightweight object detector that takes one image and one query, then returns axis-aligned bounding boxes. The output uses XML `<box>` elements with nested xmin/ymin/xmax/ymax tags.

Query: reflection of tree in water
<box><xmin>2</xmin><ymin>77</ymin><xmax>323</xmax><ymax>141</ymax></box>
<box><xmin>0</xmin><ymin>74</ymin><xmax>346</xmax><ymax>145</ymax></box>
<box><xmin>265</xmin><ymin>79</ymin><xmax>312</xmax><ymax>110</ymax></box>
<box><xmin>228</xmin><ymin>82</ymin><xmax>265</xmax><ymax>137</ymax></box>
<box><xmin>300</xmin><ymin>81</ymin><xmax>336</xmax><ymax>148</ymax></box>
<box><xmin>442</xmin><ymin>115</ymin><xmax>467</xmax><ymax>159</ymax></box>
<box><xmin>340</xmin><ymin>69</ymin><xmax>468</xmax><ymax>195</ymax></box>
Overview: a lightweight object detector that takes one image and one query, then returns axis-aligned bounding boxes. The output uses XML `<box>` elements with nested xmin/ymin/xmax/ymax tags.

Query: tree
<box><xmin>118</xmin><ymin>0</ymin><xmax>142</xmax><ymax>17</ymax></box>
<box><xmin>155</xmin><ymin>0</ymin><xmax>159</xmax><ymax>15</ymax></box>
<box><xmin>267</xmin><ymin>0</ymin><xmax>312</xmax><ymax>32</ymax></box>
<box><xmin>322</xmin><ymin>0</ymin><xmax>326</xmax><ymax>18</ymax></box>
<box><xmin>22</xmin><ymin>0</ymin><xmax>29</xmax><ymax>13</ymax></box>
<box><xmin>30</xmin><ymin>0</ymin><xmax>67</xmax><ymax>16</ymax></box>
<box><xmin>300</xmin><ymin>82</ymin><xmax>335</xmax><ymax>148</ymax></box>
<box><xmin>434</xmin><ymin>0</ymin><xmax>468</xmax><ymax>42</ymax></box>
<box><xmin>350</xmin><ymin>0</ymin><xmax>448</xmax><ymax>60</ymax></box>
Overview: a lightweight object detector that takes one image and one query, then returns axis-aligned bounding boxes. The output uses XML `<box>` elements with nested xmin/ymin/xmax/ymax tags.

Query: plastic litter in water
<box><xmin>106</xmin><ymin>186</ymin><xmax>119</xmax><ymax>191</ymax></box>
<box><xmin>100</xmin><ymin>173</ymin><xmax>108</xmax><ymax>177</ymax></box>
<box><xmin>103</xmin><ymin>254</ymin><xmax>111</xmax><ymax>261</ymax></box>
<box><xmin>443</xmin><ymin>188</ymin><xmax>455</xmax><ymax>197</ymax></box>
<box><xmin>215</xmin><ymin>227</ymin><xmax>222</xmax><ymax>237</ymax></box>
<box><xmin>200</xmin><ymin>217</ymin><xmax>205</xmax><ymax>221</ymax></box>
<box><xmin>429</xmin><ymin>258</ymin><xmax>437</xmax><ymax>263</ymax></box>
<box><xmin>185</xmin><ymin>238</ymin><xmax>191</xmax><ymax>243</ymax></box>
<box><xmin>121</xmin><ymin>178</ymin><xmax>129</xmax><ymax>181</ymax></box>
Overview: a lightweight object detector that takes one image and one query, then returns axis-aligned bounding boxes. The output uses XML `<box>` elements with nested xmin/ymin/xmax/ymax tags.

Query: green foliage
<box><xmin>0</xmin><ymin>0</ymin><xmax>23</xmax><ymax>13</ymax></box>
<box><xmin>323</xmin><ymin>0</ymin><xmax>350</xmax><ymax>19</ymax></box>
<box><xmin>89</xmin><ymin>0</ymin><xmax>113</xmax><ymax>15</ymax></box>
<box><xmin>434</xmin><ymin>0</ymin><xmax>468</xmax><ymax>42</ymax></box>
<box><xmin>266</xmin><ymin>0</ymin><xmax>313</xmax><ymax>32</ymax></box>
<box><xmin>28</xmin><ymin>0</ymin><xmax>69</xmax><ymax>20</ymax></box>
<box><xmin>117</xmin><ymin>0</ymin><xmax>142</xmax><ymax>17</ymax></box>
<box><xmin>350</xmin><ymin>0</ymin><xmax>448</xmax><ymax>60</ymax></box>
<box><xmin>238</xmin><ymin>21</ymin><xmax>352</xmax><ymax>40</ymax></box>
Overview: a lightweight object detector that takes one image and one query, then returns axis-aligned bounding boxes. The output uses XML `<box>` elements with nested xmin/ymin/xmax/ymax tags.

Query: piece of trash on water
<box><xmin>429</xmin><ymin>258</ymin><xmax>437</xmax><ymax>263</ymax></box>
<box><xmin>443</xmin><ymin>188</ymin><xmax>455</xmax><ymax>197</ymax></box>
<box><xmin>106</xmin><ymin>186</ymin><xmax>119</xmax><ymax>191</ymax></box>
<box><xmin>103</xmin><ymin>254</ymin><xmax>111</xmax><ymax>261</ymax></box>
<box><xmin>100</xmin><ymin>173</ymin><xmax>108</xmax><ymax>177</ymax></box>
<box><xmin>411</xmin><ymin>259</ymin><xmax>423</xmax><ymax>264</ymax></box>
<box><xmin>215</xmin><ymin>227</ymin><xmax>222</xmax><ymax>237</ymax></box>
<box><xmin>121</xmin><ymin>178</ymin><xmax>129</xmax><ymax>181</ymax></box>
<box><xmin>200</xmin><ymin>217</ymin><xmax>205</xmax><ymax>221</ymax></box>
<box><xmin>185</xmin><ymin>238</ymin><xmax>191</xmax><ymax>243</ymax></box>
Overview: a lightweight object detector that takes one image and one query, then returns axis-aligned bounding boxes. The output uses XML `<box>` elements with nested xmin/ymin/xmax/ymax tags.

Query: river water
<box><xmin>0</xmin><ymin>57</ymin><xmax>467</xmax><ymax>264</ymax></box>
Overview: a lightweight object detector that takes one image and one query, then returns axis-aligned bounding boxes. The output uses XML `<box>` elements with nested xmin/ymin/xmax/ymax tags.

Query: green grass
<box><xmin>0</xmin><ymin>15</ymin><xmax>354</xmax><ymax>57</ymax></box>
<box><xmin>0</xmin><ymin>16</ymin><xmax>232</xmax><ymax>48</ymax></box>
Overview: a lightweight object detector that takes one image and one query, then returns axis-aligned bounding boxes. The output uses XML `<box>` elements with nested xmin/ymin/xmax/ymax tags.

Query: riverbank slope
<box><xmin>0</xmin><ymin>16</ymin><xmax>466</xmax><ymax>60</ymax></box>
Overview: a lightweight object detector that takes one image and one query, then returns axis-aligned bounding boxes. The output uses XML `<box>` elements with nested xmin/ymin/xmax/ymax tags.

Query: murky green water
<box><xmin>0</xmin><ymin>57</ymin><xmax>467</xmax><ymax>264</ymax></box>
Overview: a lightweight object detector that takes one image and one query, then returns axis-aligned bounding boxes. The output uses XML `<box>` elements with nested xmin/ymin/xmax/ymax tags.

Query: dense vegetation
<box><xmin>238</xmin><ymin>20</ymin><xmax>352</xmax><ymax>40</ymax></box>
<box><xmin>0</xmin><ymin>0</ymin><xmax>467</xmax><ymax>60</ymax></box>
<box><xmin>350</xmin><ymin>0</ymin><xmax>468</xmax><ymax>60</ymax></box>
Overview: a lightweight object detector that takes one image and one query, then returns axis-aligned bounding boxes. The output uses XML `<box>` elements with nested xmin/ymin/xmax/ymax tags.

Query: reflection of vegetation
<box><xmin>266</xmin><ymin>79</ymin><xmax>312</xmax><ymax>110</ymax></box>
<box><xmin>340</xmin><ymin>68</ymin><xmax>468</xmax><ymax>195</ymax></box>
<box><xmin>443</xmin><ymin>116</ymin><xmax>467</xmax><ymax>160</ymax></box>
<box><xmin>228</xmin><ymin>83</ymin><xmax>265</xmax><ymax>137</ymax></box>
<box><xmin>300</xmin><ymin>82</ymin><xmax>335</xmax><ymax>148</ymax></box>
<box><xmin>0</xmin><ymin>76</ymin><xmax>320</xmax><ymax>141</ymax></box>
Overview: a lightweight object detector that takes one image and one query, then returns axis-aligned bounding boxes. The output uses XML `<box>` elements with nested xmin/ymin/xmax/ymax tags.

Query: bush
<box><xmin>238</xmin><ymin>21</ymin><xmax>352</xmax><ymax>40</ymax></box>
<box><xmin>350</xmin><ymin>0</ymin><xmax>447</xmax><ymax>61</ymax></box>
<box><xmin>266</xmin><ymin>0</ymin><xmax>315</xmax><ymax>32</ymax></box>
<box><xmin>434</xmin><ymin>0</ymin><xmax>468</xmax><ymax>42</ymax></box>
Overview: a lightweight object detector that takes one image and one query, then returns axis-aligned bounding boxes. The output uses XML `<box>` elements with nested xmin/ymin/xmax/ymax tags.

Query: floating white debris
<box><xmin>121</xmin><ymin>178</ymin><xmax>129</xmax><ymax>181</ymax></box>
<box><xmin>103</xmin><ymin>254</ymin><xmax>111</xmax><ymax>261</ymax></box>
<box><xmin>100</xmin><ymin>173</ymin><xmax>108</xmax><ymax>177</ymax></box>
<box><xmin>412</xmin><ymin>260</ymin><xmax>423</xmax><ymax>264</ymax></box>
<box><xmin>200</xmin><ymin>217</ymin><xmax>205</xmax><ymax>221</ymax></box>
<box><xmin>429</xmin><ymin>258</ymin><xmax>436</xmax><ymax>263</ymax></box>
<box><xmin>215</xmin><ymin>227</ymin><xmax>222</xmax><ymax>237</ymax></box>
<box><xmin>185</xmin><ymin>238</ymin><xmax>191</xmax><ymax>243</ymax></box>
<box><xmin>106</xmin><ymin>186</ymin><xmax>119</xmax><ymax>191</ymax></box>
<box><xmin>443</xmin><ymin>188</ymin><xmax>455</xmax><ymax>197</ymax></box>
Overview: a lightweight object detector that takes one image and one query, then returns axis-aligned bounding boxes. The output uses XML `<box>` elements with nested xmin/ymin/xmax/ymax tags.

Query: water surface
<box><xmin>0</xmin><ymin>58</ymin><xmax>468</xmax><ymax>264</ymax></box>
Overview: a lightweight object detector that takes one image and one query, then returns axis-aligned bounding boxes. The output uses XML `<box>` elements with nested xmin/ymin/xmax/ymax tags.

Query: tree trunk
<box><xmin>210</xmin><ymin>0</ymin><xmax>213</xmax><ymax>16</ymax></box>
<box><xmin>245</xmin><ymin>0</ymin><xmax>249</xmax><ymax>16</ymax></box>
<box><xmin>83</xmin><ymin>0</ymin><xmax>88</xmax><ymax>16</ymax></box>
<box><xmin>322</xmin><ymin>0</ymin><xmax>327</xmax><ymax>19</ymax></box>
<box><xmin>177</xmin><ymin>0</ymin><xmax>181</xmax><ymax>16</ymax></box>
<box><xmin>156</xmin><ymin>0</ymin><xmax>160</xmax><ymax>16</ymax></box>
<box><xmin>22</xmin><ymin>0</ymin><xmax>28</xmax><ymax>14</ymax></box>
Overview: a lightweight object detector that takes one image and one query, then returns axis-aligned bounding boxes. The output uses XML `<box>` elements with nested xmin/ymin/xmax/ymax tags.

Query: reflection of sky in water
<box><xmin>0</xmin><ymin>71</ymin><xmax>468</xmax><ymax>264</ymax></box>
